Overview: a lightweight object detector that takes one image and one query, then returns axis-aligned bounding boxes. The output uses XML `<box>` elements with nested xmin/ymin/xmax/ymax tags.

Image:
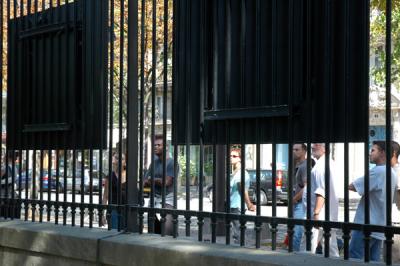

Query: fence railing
<box><xmin>0</xmin><ymin>0</ymin><xmax>400</xmax><ymax>265</ymax></box>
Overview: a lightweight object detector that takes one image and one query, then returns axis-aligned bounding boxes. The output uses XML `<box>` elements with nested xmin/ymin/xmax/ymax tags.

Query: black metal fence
<box><xmin>0</xmin><ymin>0</ymin><xmax>400</xmax><ymax>265</ymax></box>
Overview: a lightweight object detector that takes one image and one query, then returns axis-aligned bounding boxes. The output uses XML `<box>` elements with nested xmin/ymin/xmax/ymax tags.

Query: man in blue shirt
<box><xmin>349</xmin><ymin>140</ymin><xmax>397</xmax><ymax>261</ymax></box>
<box><xmin>230</xmin><ymin>147</ymin><xmax>255</xmax><ymax>243</ymax></box>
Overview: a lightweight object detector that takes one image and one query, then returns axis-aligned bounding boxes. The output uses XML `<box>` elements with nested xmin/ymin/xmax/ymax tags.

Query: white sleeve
<box><xmin>313</xmin><ymin>168</ymin><xmax>325</xmax><ymax>198</ymax></box>
<box><xmin>352</xmin><ymin>176</ymin><xmax>365</xmax><ymax>196</ymax></box>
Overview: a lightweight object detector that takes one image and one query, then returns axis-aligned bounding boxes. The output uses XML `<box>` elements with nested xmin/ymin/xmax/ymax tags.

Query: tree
<box><xmin>370</xmin><ymin>0</ymin><xmax>400</xmax><ymax>90</ymax></box>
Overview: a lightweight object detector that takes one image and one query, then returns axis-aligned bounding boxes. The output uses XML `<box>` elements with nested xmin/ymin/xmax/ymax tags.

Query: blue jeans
<box><xmin>350</xmin><ymin>230</ymin><xmax>382</xmax><ymax>261</ymax></box>
<box><xmin>110</xmin><ymin>209</ymin><xmax>124</xmax><ymax>230</ymax></box>
<box><xmin>293</xmin><ymin>201</ymin><xmax>305</xmax><ymax>251</ymax></box>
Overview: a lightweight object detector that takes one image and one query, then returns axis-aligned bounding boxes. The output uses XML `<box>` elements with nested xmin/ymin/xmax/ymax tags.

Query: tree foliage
<box><xmin>370</xmin><ymin>0</ymin><xmax>400</xmax><ymax>90</ymax></box>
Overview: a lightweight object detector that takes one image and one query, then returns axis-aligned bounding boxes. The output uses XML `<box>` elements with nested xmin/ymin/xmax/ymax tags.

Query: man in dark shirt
<box><xmin>144</xmin><ymin>134</ymin><xmax>177</xmax><ymax>235</ymax></box>
<box><xmin>292</xmin><ymin>143</ymin><xmax>308</xmax><ymax>251</ymax></box>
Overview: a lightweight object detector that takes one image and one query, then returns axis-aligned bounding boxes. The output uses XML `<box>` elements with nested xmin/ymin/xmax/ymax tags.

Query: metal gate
<box><xmin>0</xmin><ymin>0</ymin><xmax>399</xmax><ymax>265</ymax></box>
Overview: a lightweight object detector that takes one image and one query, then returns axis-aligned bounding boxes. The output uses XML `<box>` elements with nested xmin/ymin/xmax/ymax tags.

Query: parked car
<box><xmin>247</xmin><ymin>169</ymin><xmax>288</xmax><ymax>205</ymax></box>
<box><xmin>66</xmin><ymin>169</ymin><xmax>100</xmax><ymax>194</ymax></box>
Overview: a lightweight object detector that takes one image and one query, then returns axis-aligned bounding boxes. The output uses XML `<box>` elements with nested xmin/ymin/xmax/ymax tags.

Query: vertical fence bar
<box><xmin>254</xmin><ymin>0</ymin><xmax>261</xmax><ymax>249</ymax></box>
<box><xmin>148</xmin><ymin>0</ymin><xmax>156</xmax><ymax>234</ymax></box>
<box><xmin>126</xmin><ymin>0</ymin><xmax>139</xmax><ymax>233</ymax></box>
<box><xmin>55</xmin><ymin>150</ymin><xmax>60</xmax><ymax>224</ymax></box>
<box><xmin>198</xmin><ymin>0</ymin><xmax>205</xmax><ymax>242</ymax></box>
<box><xmin>71</xmin><ymin>0</ymin><xmax>79</xmax><ymax>228</ymax></box>
<box><xmin>80</xmin><ymin>0</ymin><xmax>86</xmax><ymax>229</ymax></box>
<box><xmin>385</xmin><ymin>0</ymin><xmax>393</xmax><ymax>264</ymax></box>
<box><xmin>270</xmin><ymin>0</ymin><xmax>278</xmax><ymax>250</ymax></box>
<box><xmin>89</xmin><ymin>149</ymin><xmax>93</xmax><ymax>228</ymax></box>
<box><xmin>18</xmin><ymin>0</ymin><xmax>25</xmax><ymax>222</ymax></box>
<box><xmin>88</xmin><ymin>0</ymin><xmax>95</xmax><ymax>230</ymax></box>
<box><xmin>62</xmin><ymin>149</ymin><xmax>67</xmax><ymax>225</ymax></box>
<box><xmin>287</xmin><ymin>0</ymin><xmax>294</xmax><ymax>253</ymax></box>
<box><xmin>343</xmin><ymin>0</ymin><xmax>351</xmax><ymax>260</ymax></box>
<box><xmin>32</xmin><ymin>150</ymin><xmax>37</xmax><ymax>221</ymax></box>
<box><xmin>239</xmin><ymin>0</ymin><xmax>246</xmax><ymax>247</ymax></box>
<box><xmin>54</xmin><ymin>0</ymin><xmax>61</xmax><ymax>228</ymax></box>
<box><xmin>224</xmin><ymin>0</ymin><xmax>231</xmax><ymax>245</ymax></box>
<box><xmin>39</xmin><ymin>150</ymin><xmax>44</xmax><ymax>222</ymax></box>
<box><xmin>47</xmin><ymin>0</ymin><xmax>54</xmax><ymax>223</ymax></box>
<box><xmin>72</xmin><ymin>149</ymin><xmax>76</xmax><ymax>226</ymax></box>
<box><xmin>172</xmin><ymin>0</ymin><xmax>179</xmax><ymax>239</ymax></box>
<box><xmin>117</xmin><ymin>0</ymin><xmax>125</xmax><ymax>232</ymax></box>
<box><xmin>323</xmin><ymin>0</ymin><xmax>332</xmax><ymax>258</ymax></box>
<box><xmin>11</xmin><ymin>0</ymin><xmax>17</xmax><ymax>221</ymax></box>
<box><xmin>25</xmin><ymin>151</ymin><xmax>30</xmax><ymax>221</ymax></box>
<box><xmin>363</xmin><ymin>0</ymin><xmax>371</xmax><ymax>261</ymax></box>
<box><xmin>184</xmin><ymin>0</ymin><xmax>191</xmax><ymax>238</ymax></box>
<box><xmin>80</xmin><ymin>150</ymin><xmax>84</xmax><ymax>227</ymax></box>
<box><xmin>305</xmin><ymin>0</ymin><xmax>312</xmax><ymax>251</ymax></box>
<box><xmin>47</xmin><ymin>149</ymin><xmax>52</xmax><ymax>222</ymax></box>
<box><xmin>63</xmin><ymin>0</ymin><xmax>69</xmax><ymax>226</ymax></box>
<box><xmin>0</xmin><ymin>0</ymin><xmax>4</xmax><ymax>220</ymax></box>
<box><xmin>108</xmin><ymin>0</ymin><xmax>115</xmax><ymax>231</ymax></box>
<box><xmin>138</xmin><ymin>0</ymin><xmax>145</xmax><ymax>234</ymax></box>
<box><xmin>161</xmin><ymin>0</ymin><xmax>168</xmax><ymax>237</ymax></box>
<box><xmin>210</xmin><ymin>0</ymin><xmax>218</xmax><ymax>244</ymax></box>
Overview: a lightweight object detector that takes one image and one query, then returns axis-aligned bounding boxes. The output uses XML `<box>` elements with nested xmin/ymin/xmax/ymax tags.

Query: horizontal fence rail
<box><xmin>0</xmin><ymin>0</ymin><xmax>400</xmax><ymax>265</ymax></box>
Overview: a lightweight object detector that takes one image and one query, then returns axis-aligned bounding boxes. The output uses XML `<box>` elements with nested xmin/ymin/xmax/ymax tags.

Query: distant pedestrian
<box><xmin>292</xmin><ymin>143</ymin><xmax>313</xmax><ymax>251</ymax></box>
<box><xmin>349</xmin><ymin>140</ymin><xmax>397</xmax><ymax>261</ymax></box>
<box><xmin>302</xmin><ymin>143</ymin><xmax>340</xmax><ymax>257</ymax></box>
<box><xmin>229</xmin><ymin>147</ymin><xmax>255</xmax><ymax>244</ymax></box>
<box><xmin>144</xmin><ymin>134</ymin><xmax>177</xmax><ymax>236</ymax></box>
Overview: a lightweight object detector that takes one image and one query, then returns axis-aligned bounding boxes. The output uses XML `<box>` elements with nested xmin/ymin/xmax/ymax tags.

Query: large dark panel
<box><xmin>174</xmin><ymin>0</ymin><xmax>368</xmax><ymax>144</ymax></box>
<box><xmin>7</xmin><ymin>0</ymin><xmax>108</xmax><ymax>150</ymax></box>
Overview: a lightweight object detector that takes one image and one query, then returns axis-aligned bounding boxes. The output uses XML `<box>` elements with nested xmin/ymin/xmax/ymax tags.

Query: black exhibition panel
<box><xmin>174</xmin><ymin>0</ymin><xmax>368</xmax><ymax>144</ymax></box>
<box><xmin>7</xmin><ymin>0</ymin><xmax>108</xmax><ymax>150</ymax></box>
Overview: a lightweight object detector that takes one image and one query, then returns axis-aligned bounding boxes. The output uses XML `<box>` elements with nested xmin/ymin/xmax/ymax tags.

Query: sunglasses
<box><xmin>230</xmin><ymin>155</ymin><xmax>240</xmax><ymax>158</ymax></box>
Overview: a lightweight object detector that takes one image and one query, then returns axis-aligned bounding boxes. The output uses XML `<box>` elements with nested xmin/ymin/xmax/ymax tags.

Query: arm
<box><xmin>313</xmin><ymin>194</ymin><xmax>325</xmax><ymax>220</ymax></box>
<box><xmin>102</xmin><ymin>178</ymin><xmax>109</xmax><ymax>205</ymax></box>
<box><xmin>153</xmin><ymin>176</ymin><xmax>173</xmax><ymax>187</ymax></box>
<box><xmin>244</xmin><ymin>191</ymin><xmax>256</xmax><ymax>211</ymax></box>
<box><xmin>293</xmin><ymin>188</ymin><xmax>304</xmax><ymax>204</ymax></box>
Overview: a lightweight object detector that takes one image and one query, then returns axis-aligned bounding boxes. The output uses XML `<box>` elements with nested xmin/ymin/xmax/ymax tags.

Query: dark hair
<box><xmin>392</xmin><ymin>141</ymin><xmax>400</xmax><ymax>157</ymax></box>
<box><xmin>154</xmin><ymin>134</ymin><xmax>164</xmax><ymax>141</ymax></box>
<box><xmin>295</xmin><ymin>143</ymin><xmax>307</xmax><ymax>151</ymax></box>
<box><xmin>372</xmin><ymin>140</ymin><xmax>400</xmax><ymax>155</ymax></box>
<box><xmin>372</xmin><ymin>140</ymin><xmax>386</xmax><ymax>152</ymax></box>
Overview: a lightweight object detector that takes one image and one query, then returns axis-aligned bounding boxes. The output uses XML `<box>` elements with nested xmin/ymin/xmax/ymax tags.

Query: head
<box><xmin>112</xmin><ymin>152</ymin><xmax>126</xmax><ymax>171</ymax></box>
<box><xmin>311</xmin><ymin>143</ymin><xmax>325</xmax><ymax>160</ymax></box>
<box><xmin>370</xmin><ymin>141</ymin><xmax>387</xmax><ymax>165</ymax></box>
<box><xmin>154</xmin><ymin>134</ymin><xmax>166</xmax><ymax>157</ymax></box>
<box><xmin>230</xmin><ymin>148</ymin><xmax>241</xmax><ymax>168</ymax></box>
<box><xmin>293</xmin><ymin>143</ymin><xmax>307</xmax><ymax>162</ymax></box>
<box><xmin>391</xmin><ymin>141</ymin><xmax>400</xmax><ymax>166</ymax></box>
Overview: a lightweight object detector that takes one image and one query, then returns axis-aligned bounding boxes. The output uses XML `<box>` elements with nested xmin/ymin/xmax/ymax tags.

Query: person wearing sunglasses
<box><xmin>229</xmin><ymin>147</ymin><xmax>255</xmax><ymax>244</ymax></box>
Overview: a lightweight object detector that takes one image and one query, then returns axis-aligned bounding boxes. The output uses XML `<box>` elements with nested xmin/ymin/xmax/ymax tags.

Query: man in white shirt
<box><xmin>301</xmin><ymin>143</ymin><xmax>340</xmax><ymax>256</ymax></box>
<box><xmin>349</xmin><ymin>140</ymin><xmax>397</xmax><ymax>261</ymax></box>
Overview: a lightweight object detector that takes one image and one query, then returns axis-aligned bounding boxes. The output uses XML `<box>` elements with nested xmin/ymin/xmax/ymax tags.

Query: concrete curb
<box><xmin>0</xmin><ymin>219</ymin><xmax>372</xmax><ymax>266</ymax></box>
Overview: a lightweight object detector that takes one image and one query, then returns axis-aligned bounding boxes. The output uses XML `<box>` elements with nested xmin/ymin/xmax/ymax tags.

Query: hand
<box><xmin>247</xmin><ymin>204</ymin><xmax>256</xmax><ymax>212</ymax></box>
<box><xmin>292</xmin><ymin>198</ymin><xmax>298</xmax><ymax>205</ymax></box>
<box><xmin>313</xmin><ymin>213</ymin><xmax>319</xmax><ymax>228</ymax></box>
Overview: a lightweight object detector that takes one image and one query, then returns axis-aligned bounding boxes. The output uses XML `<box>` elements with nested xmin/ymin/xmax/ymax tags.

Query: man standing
<box><xmin>230</xmin><ymin>147</ymin><xmax>255</xmax><ymax>243</ymax></box>
<box><xmin>303</xmin><ymin>143</ymin><xmax>340</xmax><ymax>257</ymax></box>
<box><xmin>144</xmin><ymin>134</ymin><xmax>177</xmax><ymax>235</ymax></box>
<box><xmin>349</xmin><ymin>140</ymin><xmax>397</xmax><ymax>261</ymax></box>
<box><xmin>292</xmin><ymin>144</ymin><xmax>309</xmax><ymax>251</ymax></box>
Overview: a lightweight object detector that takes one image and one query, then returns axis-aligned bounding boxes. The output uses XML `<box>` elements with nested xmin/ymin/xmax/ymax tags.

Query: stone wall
<box><xmin>0</xmin><ymin>219</ymin><xmax>369</xmax><ymax>266</ymax></box>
